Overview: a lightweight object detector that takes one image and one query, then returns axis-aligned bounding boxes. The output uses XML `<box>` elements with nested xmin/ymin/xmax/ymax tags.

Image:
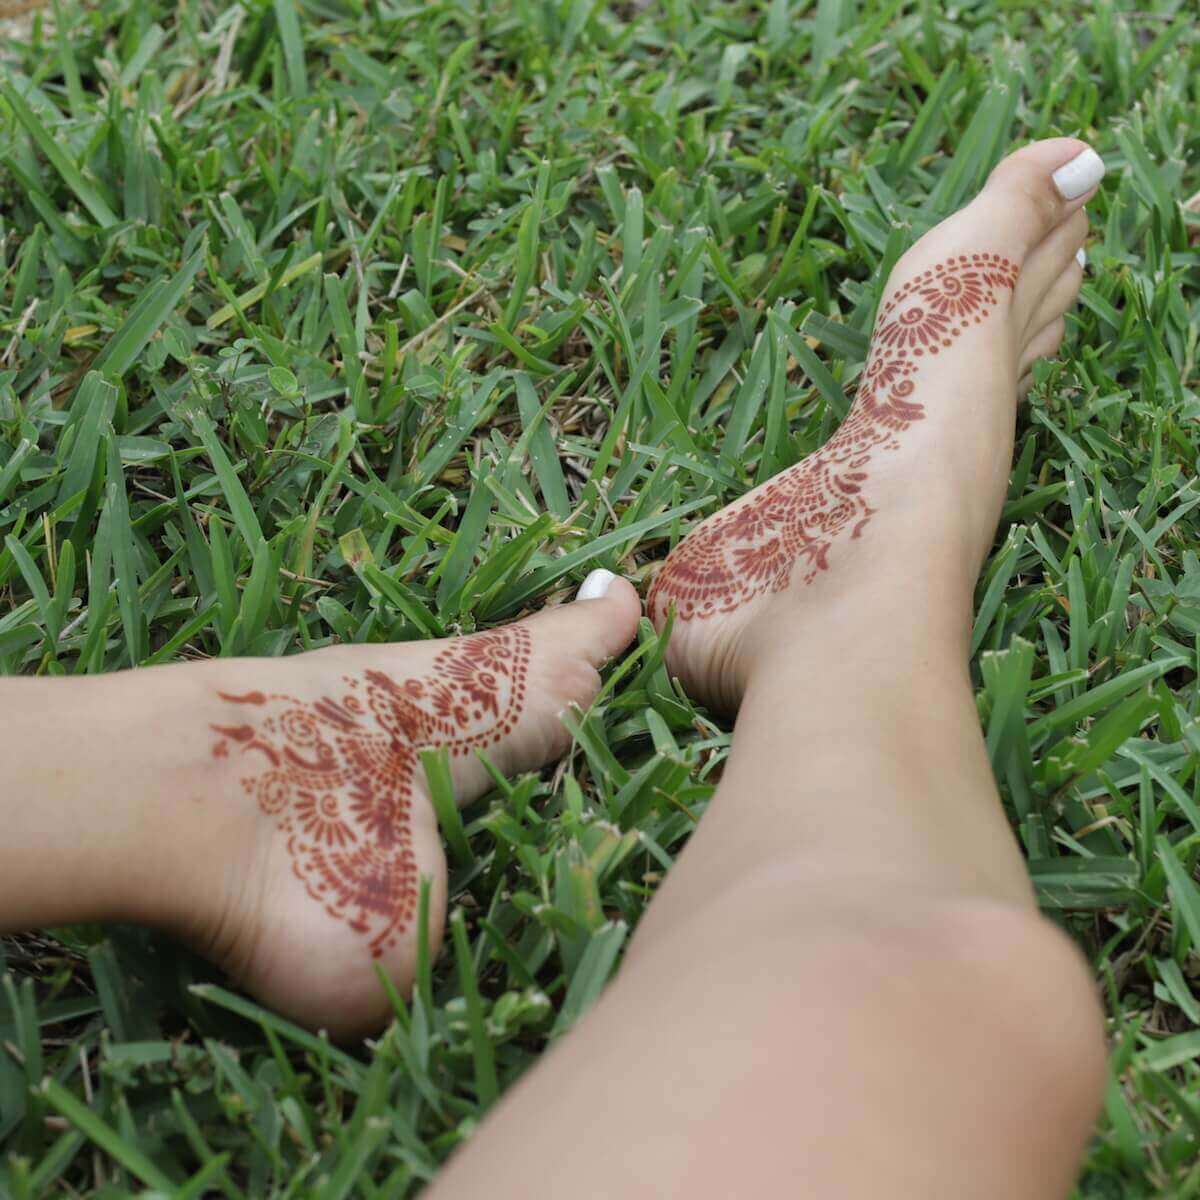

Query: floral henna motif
<box><xmin>209</xmin><ymin>628</ymin><xmax>531</xmax><ymax>956</ymax></box>
<box><xmin>647</xmin><ymin>253</ymin><xmax>1019</xmax><ymax>621</ymax></box>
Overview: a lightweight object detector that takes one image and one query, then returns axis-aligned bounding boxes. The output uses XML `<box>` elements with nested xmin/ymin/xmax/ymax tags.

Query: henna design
<box><xmin>647</xmin><ymin>253</ymin><xmax>1019</xmax><ymax>621</ymax></box>
<box><xmin>210</xmin><ymin>628</ymin><xmax>531</xmax><ymax>956</ymax></box>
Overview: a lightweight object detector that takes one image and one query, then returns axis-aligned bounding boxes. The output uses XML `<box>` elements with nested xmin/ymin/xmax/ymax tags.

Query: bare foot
<box><xmin>187</xmin><ymin>571</ymin><xmax>640</xmax><ymax>1039</ymax></box>
<box><xmin>647</xmin><ymin>139</ymin><xmax>1104</xmax><ymax>712</ymax></box>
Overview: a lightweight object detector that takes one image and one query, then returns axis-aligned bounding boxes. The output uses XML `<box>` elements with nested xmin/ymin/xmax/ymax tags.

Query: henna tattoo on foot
<box><xmin>210</xmin><ymin>628</ymin><xmax>531</xmax><ymax>956</ymax></box>
<box><xmin>647</xmin><ymin>253</ymin><xmax>1019</xmax><ymax>621</ymax></box>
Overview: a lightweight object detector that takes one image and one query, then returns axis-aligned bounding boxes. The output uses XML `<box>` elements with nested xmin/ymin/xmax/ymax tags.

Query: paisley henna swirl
<box><xmin>210</xmin><ymin>628</ymin><xmax>531</xmax><ymax>956</ymax></box>
<box><xmin>648</xmin><ymin>254</ymin><xmax>1019</xmax><ymax>621</ymax></box>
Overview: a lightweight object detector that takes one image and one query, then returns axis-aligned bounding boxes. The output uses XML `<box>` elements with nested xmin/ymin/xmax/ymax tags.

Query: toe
<box><xmin>1017</xmin><ymin>317</ymin><xmax>1067</xmax><ymax>379</ymax></box>
<box><xmin>520</xmin><ymin>570</ymin><xmax>642</xmax><ymax>670</ymax></box>
<box><xmin>1023</xmin><ymin>259</ymin><xmax>1084</xmax><ymax>339</ymax></box>
<box><xmin>444</xmin><ymin>574</ymin><xmax>640</xmax><ymax>789</ymax></box>
<box><xmin>971</xmin><ymin>139</ymin><xmax>1105</xmax><ymax>258</ymax></box>
<box><xmin>1015</xmin><ymin>207</ymin><xmax>1087</xmax><ymax>325</ymax></box>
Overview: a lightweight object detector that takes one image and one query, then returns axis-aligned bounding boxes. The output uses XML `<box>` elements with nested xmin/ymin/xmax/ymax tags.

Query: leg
<box><xmin>427</xmin><ymin>140</ymin><xmax>1108</xmax><ymax>1198</ymax></box>
<box><xmin>0</xmin><ymin>575</ymin><xmax>640</xmax><ymax>1038</ymax></box>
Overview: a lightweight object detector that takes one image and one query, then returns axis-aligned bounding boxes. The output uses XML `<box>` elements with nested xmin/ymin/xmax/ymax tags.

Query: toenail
<box><xmin>1076</xmin><ymin>247</ymin><xmax>1086</xmax><ymax>269</ymax></box>
<box><xmin>576</xmin><ymin>568</ymin><xmax>617</xmax><ymax>601</ymax></box>
<box><xmin>1052</xmin><ymin>148</ymin><xmax>1105</xmax><ymax>200</ymax></box>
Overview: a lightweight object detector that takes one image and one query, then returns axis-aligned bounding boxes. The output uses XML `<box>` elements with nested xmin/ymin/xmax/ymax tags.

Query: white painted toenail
<box><xmin>576</xmin><ymin>568</ymin><xmax>617</xmax><ymax>601</ymax></box>
<box><xmin>1052</xmin><ymin>148</ymin><xmax>1105</xmax><ymax>200</ymax></box>
<box><xmin>1076</xmin><ymin>247</ymin><xmax>1086</xmax><ymax>269</ymax></box>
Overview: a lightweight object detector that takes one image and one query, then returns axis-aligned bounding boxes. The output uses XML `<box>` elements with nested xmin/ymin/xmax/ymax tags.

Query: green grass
<box><xmin>0</xmin><ymin>0</ymin><xmax>1198</xmax><ymax>1194</ymax></box>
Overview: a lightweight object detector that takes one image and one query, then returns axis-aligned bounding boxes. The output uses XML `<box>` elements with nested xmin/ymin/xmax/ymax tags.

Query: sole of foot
<box><xmin>648</xmin><ymin>139</ymin><xmax>1104</xmax><ymax>713</ymax></box>
<box><xmin>187</xmin><ymin>571</ymin><xmax>640</xmax><ymax>1039</ymax></box>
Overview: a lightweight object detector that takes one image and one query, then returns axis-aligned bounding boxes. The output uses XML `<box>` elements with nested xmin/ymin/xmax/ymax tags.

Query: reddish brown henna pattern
<box><xmin>648</xmin><ymin>254</ymin><xmax>1019</xmax><ymax>621</ymax></box>
<box><xmin>209</xmin><ymin>628</ymin><xmax>531</xmax><ymax>956</ymax></box>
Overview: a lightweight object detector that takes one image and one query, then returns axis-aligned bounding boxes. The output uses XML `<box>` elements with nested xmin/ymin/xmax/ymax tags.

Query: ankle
<box><xmin>104</xmin><ymin>661</ymin><xmax>257</xmax><ymax>937</ymax></box>
<box><xmin>0</xmin><ymin>665</ymin><xmax>228</xmax><ymax>932</ymax></box>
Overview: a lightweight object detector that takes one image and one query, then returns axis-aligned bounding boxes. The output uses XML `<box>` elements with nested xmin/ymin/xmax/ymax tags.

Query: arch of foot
<box><xmin>647</xmin><ymin>254</ymin><xmax>1020</xmax><ymax>623</ymax></box>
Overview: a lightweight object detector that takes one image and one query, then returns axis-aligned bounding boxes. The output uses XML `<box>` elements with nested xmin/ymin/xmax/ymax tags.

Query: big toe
<box><xmin>461</xmin><ymin>570</ymin><xmax>641</xmax><ymax>781</ymax></box>
<box><xmin>970</xmin><ymin>138</ymin><xmax>1105</xmax><ymax>257</ymax></box>
<box><xmin>522</xmin><ymin>570</ymin><xmax>643</xmax><ymax>674</ymax></box>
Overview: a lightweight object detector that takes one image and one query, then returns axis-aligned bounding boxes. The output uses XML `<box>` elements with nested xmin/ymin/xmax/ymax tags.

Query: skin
<box><xmin>1</xmin><ymin>137</ymin><xmax>1107</xmax><ymax>1195</ymax></box>
<box><xmin>0</xmin><ymin>593</ymin><xmax>642</xmax><ymax>1039</ymax></box>
<box><xmin>427</xmin><ymin>139</ymin><xmax>1108</xmax><ymax>1199</ymax></box>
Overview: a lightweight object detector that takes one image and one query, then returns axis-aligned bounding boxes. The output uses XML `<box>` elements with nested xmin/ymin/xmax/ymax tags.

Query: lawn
<box><xmin>1</xmin><ymin>0</ymin><xmax>1198</xmax><ymax>1195</ymax></box>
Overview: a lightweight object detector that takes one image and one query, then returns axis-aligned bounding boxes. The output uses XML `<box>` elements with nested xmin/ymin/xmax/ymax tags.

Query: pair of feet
<box><xmin>184</xmin><ymin>139</ymin><xmax>1103</xmax><ymax>1038</ymax></box>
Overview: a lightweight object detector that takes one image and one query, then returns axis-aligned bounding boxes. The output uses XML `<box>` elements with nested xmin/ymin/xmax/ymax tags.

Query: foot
<box><xmin>188</xmin><ymin>571</ymin><xmax>640</xmax><ymax>1039</ymax></box>
<box><xmin>647</xmin><ymin>139</ymin><xmax>1103</xmax><ymax>712</ymax></box>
